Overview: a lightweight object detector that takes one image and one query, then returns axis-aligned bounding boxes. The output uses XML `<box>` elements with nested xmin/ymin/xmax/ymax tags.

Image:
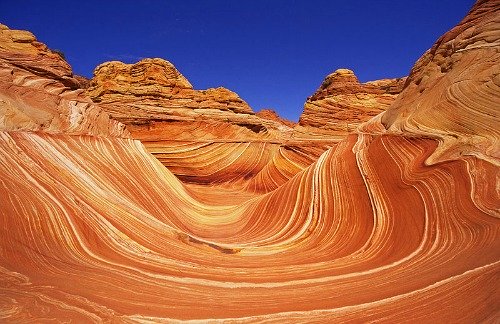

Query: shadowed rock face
<box><xmin>297</xmin><ymin>68</ymin><xmax>406</xmax><ymax>135</ymax></box>
<box><xmin>73</xmin><ymin>75</ymin><xmax>90</xmax><ymax>89</ymax></box>
<box><xmin>0</xmin><ymin>0</ymin><xmax>499</xmax><ymax>322</ymax></box>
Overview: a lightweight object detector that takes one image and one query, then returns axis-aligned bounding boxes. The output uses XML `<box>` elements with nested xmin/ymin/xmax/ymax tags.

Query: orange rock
<box><xmin>256</xmin><ymin>108</ymin><xmax>296</xmax><ymax>128</ymax></box>
<box><xmin>369</xmin><ymin>0</ymin><xmax>500</xmax><ymax>164</ymax></box>
<box><xmin>297</xmin><ymin>68</ymin><xmax>406</xmax><ymax>135</ymax></box>
<box><xmin>86</xmin><ymin>58</ymin><xmax>285</xmax><ymax>139</ymax></box>
<box><xmin>0</xmin><ymin>0</ymin><xmax>499</xmax><ymax>322</ymax></box>
<box><xmin>0</xmin><ymin>23</ymin><xmax>78</xmax><ymax>88</ymax></box>
<box><xmin>0</xmin><ymin>24</ymin><xmax>128</xmax><ymax>136</ymax></box>
<box><xmin>86</xmin><ymin>58</ymin><xmax>312</xmax><ymax>187</ymax></box>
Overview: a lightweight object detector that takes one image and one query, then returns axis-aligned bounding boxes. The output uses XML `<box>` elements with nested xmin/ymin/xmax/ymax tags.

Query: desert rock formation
<box><xmin>256</xmin><ymin>108</ymin><xmax>296</xmax><ymax>128</ymax></box>
<box><xmin>0</xmin><ymin>24</ymin><xmax>127</xmax><ymax>136</ymax></box>
<box><xmin>297</xmin><ymin>68</ymin><xmax>406</xmax><ymax>136</ymax></box>
<box><xmin>87</xmin><ymin>58</ymin><xmax>292</xmax><ymax>141</ymax></box>
<box><xmin>370</xmin><ymin>0</ymin><xmax>500</xmax><ymax>165</ymax></box>
<box><xmin>86</xmin><ymin>58</ymin><xmax>321</xmax><ymax>190</ymax></box>
<box><xmin>0</xmin><ymin>0</ymin><xmax>499</xmax><ymax>322</ymax></box>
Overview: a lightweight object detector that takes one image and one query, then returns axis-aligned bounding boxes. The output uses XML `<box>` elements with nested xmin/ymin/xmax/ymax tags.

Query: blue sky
<box><xmin>1</xmin><ymin>0</ymin><xmax>474</xmax><ymax>121</ymax></box>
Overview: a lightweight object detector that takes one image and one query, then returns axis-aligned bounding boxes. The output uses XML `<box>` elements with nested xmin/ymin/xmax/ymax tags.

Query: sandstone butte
<box><xmin>295</xmin><ymin>68</ymin><xmax>406</xmax><ymax>139</ymax></box>
<box><xmin>0</xmin><ymin>0</ymin><xmax>499</xmax><ymax>322</ymax></box>
<box><xmin>86</xmin><ymin>58</ymin><xmax>293</xmax><ymax>141</ymax></box>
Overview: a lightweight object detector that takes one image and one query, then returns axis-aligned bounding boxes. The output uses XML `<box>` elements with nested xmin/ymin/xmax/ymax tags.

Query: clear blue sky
<box><xmin>1</xmin><ymin>0</ymin><xmax>474</xmax><ymax>121</ymax></box>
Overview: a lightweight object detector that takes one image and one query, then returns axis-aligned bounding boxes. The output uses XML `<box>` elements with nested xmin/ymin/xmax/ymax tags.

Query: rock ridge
<box><xmin>297</xmin><ymin>68</ymin><xmax>406</xmax><ymax>135</ymax></box>
<box><xmin>0</xmin><ymin>23</ymin><xmax>129</xmax><ymax>136</ymax></box>
<box><xmin>87</xmin><ymin>58</ymin><xmax>293</xmax><ymax>141</ymax></box>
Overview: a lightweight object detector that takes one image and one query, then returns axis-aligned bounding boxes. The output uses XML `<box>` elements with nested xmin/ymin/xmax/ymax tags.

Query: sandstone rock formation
<box><xmin>87</xmin><ymin>58</ymin><xmax>292</xmax><ymax>141</ymax></box>
<box><xmin>74</xmin><ymin>74</ymin><xmax>90</xmax><ymax>89</ymax></box>
<box><xmin>256</xmin><ymin>108</ymin><xmax>296</xmax><ymax>128</ymax></box>
<box><xmin>364</xmin><ymin>0</ymin><xmax>500</xmax><ymax>165</ymax></box>
<box><xmin>0</xmin><ymin>24</ymin><xmax>128</xmax><ymax>136</ymax></box>
<box><xmin>85</xmin><ymin>58</ymin><xmax>315</xmax><ymax>190</ymax></box>
<box><xmin>296</xmin><ymin>68</ymin><xmax>405</xmax><ymax>136</ymax></box>
<box><xmin>0</xmin><ymin>0</ymin><xmax>499</xmax><ymax>322</ymax></box>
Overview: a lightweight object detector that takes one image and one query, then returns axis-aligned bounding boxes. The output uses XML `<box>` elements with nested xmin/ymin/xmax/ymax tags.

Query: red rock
<box><xmin>0</xmin><ymin>0</ymin><xmax>498</xmax><ymax>322</ymax></box>
<box><xmin>256</xmin><ymin>108</ymin><xmax>296</xmax><ymax>128</ymax></box>
<box><xmin>297</xmin><ymin>68</ymin><xmax>406</xmax><ymax>135</ymax></box>
<box><xmin>0</xmin><ymin>24</ymin><xmax>128</xmax><ymax>136</ymax></box>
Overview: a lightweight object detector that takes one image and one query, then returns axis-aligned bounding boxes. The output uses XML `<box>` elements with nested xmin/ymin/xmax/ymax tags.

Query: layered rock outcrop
<box><xmin>297</xmin><ymin>68</ymin><xmax>405</xmax><ymax>136</ymax></box>
<box><xmin>87</xmin><ymin>58</ymin><xmax>292</xmax><ymax>141</ymax></box>
<box><xmin>0</xmin><ymin>0</ymin><xmax>499</xmax><ymax>322</ymax></box>
<box><xmin>256</xmin><ymin>108</ymin><xmax>296</xmax><ymax>128</ymax></box>
<box><xmin>0</xmin><ymin>24</ymin><xmax>128</xmax><ymax>136</ymax></box>
<box><xmin>365</xmin><ymin>0</ymin><xmax>500</xmax><ymax>164</ymax></box>
<box><xmin>85</xmin><ymin>58</ymin><xmax>309</xmax><ymax>189</ymax></box>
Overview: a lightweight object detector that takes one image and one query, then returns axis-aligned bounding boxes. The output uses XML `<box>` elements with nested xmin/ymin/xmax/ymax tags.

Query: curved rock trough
<box><xmin>0</xmin><ymin>0</ymin><xmax>499</xmax><ymax>322</ymax></box>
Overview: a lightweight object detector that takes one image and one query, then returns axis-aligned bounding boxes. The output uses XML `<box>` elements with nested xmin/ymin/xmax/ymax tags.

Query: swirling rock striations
<box><xmin>0</xmin><ymin>132</ymin><xmax>497</xmax><ymax>321</ymax></box>
<box><xmin>0</xmin><ymin>0</ymin><xmax>499</xmax><ymax>322</ymax></box>
<box><xmin>365</xmin><ymin>0</ymin><xmax>500</xmax><ymax>163</ymax></box>
<box><xmin>297</xmin><ymin>68</ymin><xmax>406</xmax><ymax>137</ymax></box>
<box><xmin>145</xmin><ymin>139</ymin><xmax>331</xmax><ymax>193</ymax></box>
<box><xmin>0</xmin><ymin>24</ymin><xmax>128</xmax><ymax>136</ymax></box>
<box><xmin>86</xmin><ymin>58</ymin><xmax>322</xmax><ymax>188</ymax></box>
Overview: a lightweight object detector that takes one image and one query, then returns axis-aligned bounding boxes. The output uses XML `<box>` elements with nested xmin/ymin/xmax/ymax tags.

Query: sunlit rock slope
<box><xmin>0</xmin><ymin>0</ymin><xmax>499</xmax><ymax>322</ymax></box>
<box><xmin>296</xmin><ymin>68</ymin><xmax>406</xmax><ymax>138</ymax></box>
<box><xmin>86</xmin><ymin>57</ymin><xmax>328</xmax><ymax>190</ymax></box>
<box><xmin>0</xmin><ymin>24</ymin><xmax>128</xmax><ymax>137</ymax></box>
<box><xmin>87</xmin><ymin>58</ymin><xmax>292</xmax><ymax>141</ymax></box>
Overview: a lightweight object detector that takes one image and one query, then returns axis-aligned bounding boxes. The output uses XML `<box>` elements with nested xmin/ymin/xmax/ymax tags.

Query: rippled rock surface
<box><xmin>86</xmin><ymin>57</ymin><xmax>328</xmax><ymax>191</ymax></box>
<box><xmin>0</xmin><ymin>0</ymin><xmax>499</xmax><ymax>322</ymax></box>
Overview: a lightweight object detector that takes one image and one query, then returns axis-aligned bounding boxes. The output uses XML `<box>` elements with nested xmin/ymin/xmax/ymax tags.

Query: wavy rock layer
<box><xmin>0</xmin><ymin>24</ymin><xmax>128</xmax><ymax>137</ymax></box>
<box><xmin>0</xmin><ymin>0</ymin><xmax>499</xmax><ymax>322</ymax></box>
<box><xmin>297</xmin><ymin>68</ymin><xmax>406</xmax><ymax>137</ymax></box>
<box><xmin>86</xmin><ymin>59</ymin><xmax>324</xmax><ymax>187</ymax></box>
<box><xmin>368</xmin><ymin>0</ymin><xmax>500</xmax><ymax>165</ymax></box>
<box><xmin>144</xmin><ymin>138</ymin><xmax>331</xmax><ymax>193</ymax></box>
<box><xmin>0</xmin><ymin>132</ymin><xmax>498</xmax><ymax>322</ymax></box>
